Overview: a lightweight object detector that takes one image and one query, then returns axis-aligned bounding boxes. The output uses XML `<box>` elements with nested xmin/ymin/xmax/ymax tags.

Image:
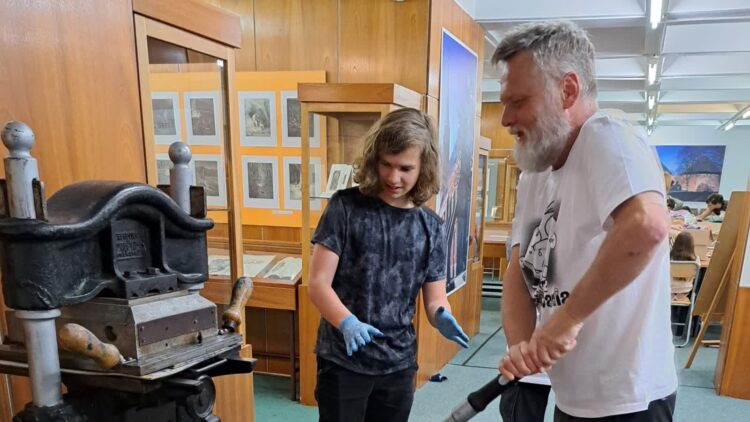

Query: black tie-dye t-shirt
<box><xmin>312</xmin><ymin>187</ymin><xmax>446</xmax><ymax>375</ymax></box>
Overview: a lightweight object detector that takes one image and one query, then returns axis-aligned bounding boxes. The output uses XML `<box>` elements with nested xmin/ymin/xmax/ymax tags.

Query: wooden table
<box><xmin>483</xmin><ymin>228</ymin><xmax>510</xmax><ymax>280</ymax></box>
<box><xmin>202</xmin><ymin>251</ymin><xmax>302</xmax><ymax>401</ymax></box>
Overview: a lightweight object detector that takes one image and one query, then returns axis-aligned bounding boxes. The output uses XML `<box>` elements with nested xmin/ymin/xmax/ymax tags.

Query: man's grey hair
<box><xmin>491</xmin><ymin>20</ymin><xmax>598</xmax><ymax>101</ymax></box>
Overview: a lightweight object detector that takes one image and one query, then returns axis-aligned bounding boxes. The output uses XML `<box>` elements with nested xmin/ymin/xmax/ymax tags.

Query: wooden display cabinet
<box><xmin>295</xmin><ymin>83</ymin><xmax>422</xmax><ymax>405</ymax></box>
<box><xmin>133</xmin><ymin>6</ymin><xmax>254</xmax><ymax>421</ymax></box>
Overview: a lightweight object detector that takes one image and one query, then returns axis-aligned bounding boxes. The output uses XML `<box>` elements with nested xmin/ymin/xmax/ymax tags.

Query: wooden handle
<box><xmin>222</xmin><ymin>276</ymin><xmax>254</xmax><ymax>332</ymax></box>
<box><xmin>58</xmin><ymin>323</ymin><xmax>121</xmax><ymax>369</ymax></box>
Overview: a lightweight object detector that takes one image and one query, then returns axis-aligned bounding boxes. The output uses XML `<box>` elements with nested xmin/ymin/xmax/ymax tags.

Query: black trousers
<box><xmin>500</xmin><ymin>382</ymin><xmax>552</xmax><ymax>422</ymax></box>
<box><xmin>554</xmin><ymin>392</ymin><xmax>677</xmax><ymax>422</ymax></box>
<box><xmin>315</xmin><ymin>357</ymin><xmax>416</xmax><ymax>422</ymax></box>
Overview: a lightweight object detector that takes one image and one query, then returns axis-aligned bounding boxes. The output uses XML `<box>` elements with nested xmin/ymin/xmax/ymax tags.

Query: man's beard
<box><xmin>511</xmin><ymin>99</ymin><xmax>572</xmax><ymax>172</ymax></box>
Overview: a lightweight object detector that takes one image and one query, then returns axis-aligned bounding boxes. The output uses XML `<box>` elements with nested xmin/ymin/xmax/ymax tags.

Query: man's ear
<box><xmin>561</xmin><ymin>72</ymin><xmax>580</xmax><ymax>109</ymax></box>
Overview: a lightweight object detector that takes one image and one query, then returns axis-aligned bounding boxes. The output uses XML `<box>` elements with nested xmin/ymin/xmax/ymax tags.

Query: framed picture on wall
<box><xmin>192</xmin><ymin>154</ymin><xmax>227</xmax><ymax>207</ymax></box>
<box><xmin>242</xmin><ymin>156</ymin><xmax>279</xmax><ymax>209</ymax></box>
<box><xmin>239</xmin><ymin>91</ymin><xmax>277</xmax><ymax>147</ymax></box>
<box><xmin>155</xmin><ymin>153</ymin><xmax>172</xmax><ymax>185</ymax></box>
<box><xmin>281</xmin><ymin>91</ymin><xmax>319</xmax><ymax>148</ymax></box>
<box><xmin>184</xmin><ymin>91</ymin><xmax>221</xmax><ymax>145</ymax></box>
<box><xmin>151</xmin><ymin>92</ymin><xmax>181</xmax><ymax>145</ymax></box>
<box><xmin>283</xmin><ymin>156</ymin><xmax>322</xmax><ymax>210</ymax></box>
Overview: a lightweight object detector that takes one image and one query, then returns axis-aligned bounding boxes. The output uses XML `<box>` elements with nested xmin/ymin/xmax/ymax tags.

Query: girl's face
<box><xmin>377</xmin><ymin>145</ymin><xmax>422</xmax><ymax>208</ymax></box>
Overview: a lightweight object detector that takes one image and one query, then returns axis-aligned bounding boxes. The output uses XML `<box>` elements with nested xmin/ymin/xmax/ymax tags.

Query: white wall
<box><xmin>648</xmin><ymin>125</ymin><xmax>750</xmax><ymax>208</ymax></box>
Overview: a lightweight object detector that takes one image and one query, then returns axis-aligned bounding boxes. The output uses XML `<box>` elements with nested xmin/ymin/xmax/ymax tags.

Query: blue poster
<box><xmin>655</xmin><ymin>145</ymin><xmax>726</xmax><ymax>202</ymax></box>
<box><xmin>437</xmin><ymin>29</ymin><xmax>478</xmax><ymax>294</ymax></box>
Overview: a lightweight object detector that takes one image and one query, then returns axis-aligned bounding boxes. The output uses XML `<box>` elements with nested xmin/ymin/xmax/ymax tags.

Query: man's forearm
<box><xmin>562</xmin><ymin>206</ymin><xmax>668</xmax><ymax>323</ymax></box>
<box><xmin>503</xmin><ymin>250</ymin><xmax>536</xmax><ymax>346</ymax></box>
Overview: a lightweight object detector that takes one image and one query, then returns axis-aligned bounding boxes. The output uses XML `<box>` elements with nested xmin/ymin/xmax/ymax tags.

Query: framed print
<box><xmin>184</xmin><ymin>91</ymin><xmax>221</xmax><ymax>145</ymax></box>
<box><xmin>239</xmin><ymin>91</ymin><xmax>276</xmax><ymax>147</ymax></box>
<box><xmin>325</xmin><ymin>163</ymin><xmax>352</xmax><ymax>193</ymax></box>
<box><xmin>242</xmin><ymin>156</ymin><xmax>280</xmax><ymax>209</ymax></box>
<box><xmin>192</xmin><ymin>154</ymin><xmax>227</xmax><ymax>207</ymax></box>
<box><xmin>283</xmin><ymin>156</ymin><xmax>322</xmax><ymax>210</ymax></box>
<box><xmin>155</xmin><ymin>153</ymin><xmax>172</xmax><ymax>185</ymax></box>
<box><xmin>281</xmin><ymin>91</ymin><xmax>319</xmax><ymax>148</ymax></box>
<box><xmin>151</xmin><ymin>92</ymin><xmax>181</xmax><ymax>145</ymax></box>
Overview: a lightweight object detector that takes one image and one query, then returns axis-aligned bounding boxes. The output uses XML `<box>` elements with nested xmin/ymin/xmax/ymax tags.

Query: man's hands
<box><xmin>498</xmin><ymin>307</ymin><xmax>583</xmax><ymax>380</ymax></box>
<box><xmin>435</xmin><ymin>306</ymin><xmax>470</xmax><ymax>348</ymax></box>
<box><xmin>338</xmin><ymin>315</ymin><xmax>385</xmax><ymax>356</ymax></box>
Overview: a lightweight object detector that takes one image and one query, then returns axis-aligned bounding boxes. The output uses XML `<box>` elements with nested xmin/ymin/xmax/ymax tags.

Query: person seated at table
<box><xmin>667</xmin><ymin>198</ymin><xmax>696</xmax><ymax>225</ymax></box>
<box><xmin>670</xmin><ymin>231</ymin><xmax>701</xmax><ymax>305</ymax></box>
<box><xmin>697</xmin><ymin>193</ymin><xmax>726</xmax><ymax>223</ymax></box>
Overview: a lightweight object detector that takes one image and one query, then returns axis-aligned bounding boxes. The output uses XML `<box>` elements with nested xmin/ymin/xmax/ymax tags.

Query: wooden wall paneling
<box><xmin>338</xmin><ymin>0</ymin><xmax>430</xmax><ymax>94</ymax></box>
<box><xmin>0</xmin><ymin>0</ymin><xmax>146</xmax><ymax>193</ymax></box>
<box><xmin>428</xmin><ymin>0</ymin><xmax>484</xmax><ymax>99</ymax></box>
<box><xmin>133</xmin><ymin>0</ymin><xmax>242</xmax><ymax>48</ymax></box>
<box><xmin>213</xmin><ymin>344</ymin><xmax>255</xmax><ymax>422</ymax></box>
<box><xmin>469</xmin><ymin>262</ymin><xmax>484</xmax><ymax>334</ymax></box>
<box><xmin>418</xmin><ymin>0</ymin><xmax>485</xmax><ymax>390</ymax></box>
<box><xmin>212</xmin><ymin>0</ymin><xmax>257</xmax><ymax>71</ymax></box>
<box><xmin>253</xmin><ymin>0</ymin><xmax>338</xmax><ymax>80</ymax></box>
<box><xmin>481</xmin><ymin>102</ymin><xmax>515</xmax><ymax>149</ymax></box>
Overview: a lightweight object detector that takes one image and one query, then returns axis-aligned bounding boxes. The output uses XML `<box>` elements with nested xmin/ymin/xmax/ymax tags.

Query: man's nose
<box><xmin>501</xmin><ymin>108</ymin><xmax>514</xmax><ymax>128</ymax></box>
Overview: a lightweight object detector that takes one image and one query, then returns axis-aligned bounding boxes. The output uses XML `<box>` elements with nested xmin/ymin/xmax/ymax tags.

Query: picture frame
<box><xmin>242</xmin><ymin>156</ymin><xmax>280</xmax><ymax>209</ymax></box>
<box><xmin>192</xmin><ymin>154</ymin><xmax>227</xmax><ymax>207</ymax></box>
<box><xmin>239</xmin><ymin>91</ymin><xmax>277</xmax><ymax>147</ymax></box>
<box><xmin>280</xmin><ymin>91</ymin><xmax>319</xmax><ymax>148</ymax></box>
<box><xmin>283</xmin><ymin>156</ymin><xmax>322</xmax><ymax>210</ymax></box>
<box><xmin>184</xmin><ymin>91</ymin><xmax>221</xmax><ymax>145</ymax></box>
<box><xmin>155</xmin><ymin>153</ymin><xmax>172</xmax><ymax>186</ymax></box>
<box><xmin>323</xmin><ymin>164</ymin><xmax>353</xmax><ymax>196</ymax></box>
<box><xmin>151</xmin><ymin>92</ymin><xmax>181</xmax><ymax>145</ymax></box>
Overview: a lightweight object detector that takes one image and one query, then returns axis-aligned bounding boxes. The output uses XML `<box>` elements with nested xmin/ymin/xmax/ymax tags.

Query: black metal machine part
<box><xmin>0</xmin><ymin>181</ymin><xmax>214</xmax><ymax>310</ymax></box>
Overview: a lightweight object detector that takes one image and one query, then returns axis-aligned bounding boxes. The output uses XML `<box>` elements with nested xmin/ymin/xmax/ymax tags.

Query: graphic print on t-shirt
<box><xmin>520</xmin><ymin>199</ymin><xmax>569</xmax><ymax>308</ymax></box>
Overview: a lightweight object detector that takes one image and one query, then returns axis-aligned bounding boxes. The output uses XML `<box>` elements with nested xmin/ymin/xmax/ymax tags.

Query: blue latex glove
<box><xmin>338</xmin><ymin>315</ymin><xmax>385</xmax><ymax>356</ymax></box>
<box><xmin>435</xmin><ymin>306</ymin><xmax>469</xmax><ymax>348</ymax></box>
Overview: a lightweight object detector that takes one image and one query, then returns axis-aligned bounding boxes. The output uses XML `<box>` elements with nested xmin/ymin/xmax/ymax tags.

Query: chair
<box><xmin>670</xmin><ymin>260</ymin><xmax>701</xmax><ymax>347</ymax></box>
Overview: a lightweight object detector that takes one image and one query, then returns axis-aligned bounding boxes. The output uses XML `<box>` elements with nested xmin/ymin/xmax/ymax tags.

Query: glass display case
<box><xmin>486</xmin><ymin>149</ymin><xmax>520</xmax><ymax>224</ymax></box>
<box><xmin>295</xmin><ymin>83</ymin><xmax>423</xmax><ymax>405</ymax></box>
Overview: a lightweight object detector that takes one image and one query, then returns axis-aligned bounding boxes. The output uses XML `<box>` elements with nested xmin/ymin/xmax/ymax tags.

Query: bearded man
<box><xmin>493</xmin><ymin>21</ymin><xmax>678</xmax><ymax>422</ymax></box>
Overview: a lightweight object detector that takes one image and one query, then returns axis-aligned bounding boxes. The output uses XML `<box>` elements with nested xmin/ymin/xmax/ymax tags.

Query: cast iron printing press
<box><xmin>0</xmin><ymin>121</ymin><xmax>255</xmax><ymax>421</ymax></box>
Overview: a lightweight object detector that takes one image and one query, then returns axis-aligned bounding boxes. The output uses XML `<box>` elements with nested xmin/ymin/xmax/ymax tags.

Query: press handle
<box><xmin>58</xmin><ymin>323</ymin><xmax>122</xmax><ymax>369</ymax></box>
<box><xmin>222</xmin><ymin>276</ymin><xmax>254</xmax><ymax>333</ymax></box>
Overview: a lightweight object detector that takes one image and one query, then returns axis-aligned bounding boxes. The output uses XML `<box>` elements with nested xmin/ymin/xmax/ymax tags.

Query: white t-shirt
<box><xmin>511</xmin><ymin>111</ymin><xmax>678</xmax><ymax>417</ymax></box>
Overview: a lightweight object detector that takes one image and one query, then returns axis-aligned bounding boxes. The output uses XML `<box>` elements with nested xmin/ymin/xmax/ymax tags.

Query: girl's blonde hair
<box><xmin>353</xmin><ymin>108</ymin><xmax>440</xmax><ymax>206</ymax></box>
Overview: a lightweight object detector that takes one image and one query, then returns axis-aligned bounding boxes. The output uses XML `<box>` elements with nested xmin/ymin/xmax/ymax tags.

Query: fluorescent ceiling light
<box><xmin>648</xmin><ymin>63</ymin><xmax>657</xmax><ymax>85</ymax></box>
<box><xmin>647</xmin><ymin>126</ymin><xmax>654</xmax><ymax>136</ymax></box>
<box><xmin>648</xmin><ymin>96</ymin><xmax>655</xmax><ymax>109</ymax></box>
<box><xmin>650</xmin><ymin>0</ymin><xmax>663</xmax><ymax>29</ymax></box>
<box><xmin>743</xmin><ymin>109</ymin><xmax>750</xmax><ymax>119</ymax></box>
<box><xmin>647</xmin><ymin>116</ymin><xmax>654</xmax><ymax>126</ymax></box>
<box><xmin>723</xmin><ymin>121</ymin><xmax>735</xmax><ymax>131</ymax></box>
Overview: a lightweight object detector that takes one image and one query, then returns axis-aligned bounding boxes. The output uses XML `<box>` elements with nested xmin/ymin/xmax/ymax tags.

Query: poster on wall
<box><xmin>281</xmin><ymin>91</ymin><xmax>320</xmax><ymax>148</ymax></box>
<box><xmin>239</xmin><ymin>91</ymin><xmax>277</xmax><ymax>147</ymax></box>
<box><xmin>655</xmin><ymin>145</ymin><xmax>726</xmax><ymax>202</ymax></box>
<box><xmin>151</xmin><ymin>92</ymin><xmax>181</xmax><ymax>145</ymax></box>
<box><xmin>184</xmin><ymin>91</ymin><xmax>221</xmax><ymax>145</ymax></box>
<box><xmin>155</xmin><ymin>153</ymin><xmax>172</xmax><ymax>185</ymax></box>
<box><xmin>436</xmin><ymin>29</ymin><xmax>478</xmax><ymax>295</ymax></box>
<box><xmin>193</xmin><ymin>154</ymin><xmax>227</xmax><ymax>207</ymax></box>
<box><xmin>242</xmin><ymin>156</ymin><xmax>280</xmax><ymax>209</ymax></box>
<box><xmin>283</xmin><ymin>156</ymin><xmax>322</xmax><ymax>210</ymax></box>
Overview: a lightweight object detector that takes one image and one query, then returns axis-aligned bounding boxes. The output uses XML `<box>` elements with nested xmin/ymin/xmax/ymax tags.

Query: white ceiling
<box><xmin>458</xmin><ymin>0</ymin><xmax>750</xmax><ymax>130</ymax></box>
